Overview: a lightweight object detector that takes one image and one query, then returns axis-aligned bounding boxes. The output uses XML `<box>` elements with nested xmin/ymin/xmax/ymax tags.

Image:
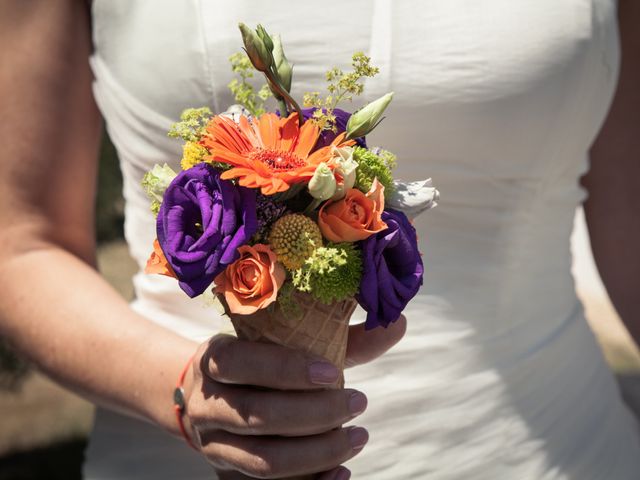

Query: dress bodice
<box><xmin>86</xmin><ymin>2</ymin><xmax>640</xmax><ymax>478</ymax></box>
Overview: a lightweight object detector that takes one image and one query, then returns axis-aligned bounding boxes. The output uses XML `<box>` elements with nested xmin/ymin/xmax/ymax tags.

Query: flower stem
<box><xmin>264</xmin><ymin>69</ymin><xmax>303</xmax><ymax>125</ymax></box>
<box><xmin>304</xmin><ymin>198</ymin><xmax>323</xmax><ymax>216</ymax></box>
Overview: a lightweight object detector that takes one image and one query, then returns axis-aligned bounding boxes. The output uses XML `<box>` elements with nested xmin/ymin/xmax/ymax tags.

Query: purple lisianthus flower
<box><xmin>357</xmin><ymin>209</ymin><xmax>423</xmax><ymax>329</ymax></box>
<box><xmin>156</xmin><ymin>163</ymin><xmax>258</xmax><ymax>297</ymax></box>
<box><xmin>301</xmin><ymin>107</ymin><xmax>367</xmax><ymax>149</ymax></box>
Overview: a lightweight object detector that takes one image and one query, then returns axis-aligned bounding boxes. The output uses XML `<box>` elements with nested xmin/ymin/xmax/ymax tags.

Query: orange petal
<box><xmin>144</xmin><ymin>239</ymin><xmax>176</xmax><ymax>278</ymax></box>
<box><xmin>257</xmin><ymin>113</ymin><xmax>280</xmax><ymax>150</ymax></box>
<box><xmin>279</xmin><ymin>113</ymin><xmax>300</xmax><ymax>152</ymax></box>
<box><xmin>293</xmin><ymin>120</ymin><xmax>320</xmax><ymax>158</ymax></box>
<box><xmin>205</xmin><ymin>116</ymin><xmax>252</xmax><ymax>153</ymax></box>
<box><xmin>305</xmin><ymin>145</ymin><xmax>334</xmax><ymax>167</ymax></box>
<box><xmin>210</xmin><ymin>149</ymin><xmax>251</xmax><ymax>168</ymax></box>
<box><xmin>319</xmin><ymin>212</ymin><xmax>371</xmax><ymax>242</ymax></box>
<box><xmin>366</xmin><ymin>179</ymin><xmax>387</xmax><ymax>231</ymax></box>
<box><xmin>218</xmin><ymin>244</ymin><xmax>284</xmax><ymax>315</ymax></box>
<box><xmin>238</xmin><ymin>115</ymin><xmax>262</xmax><ymax>148</ymax></box>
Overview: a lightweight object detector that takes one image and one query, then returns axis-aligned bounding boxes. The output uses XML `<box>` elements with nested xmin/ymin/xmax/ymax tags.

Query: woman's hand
<box><xmin>185</xmin><ymin>335</ymin><xmax>367</xmax><ymax>479</ymax></box>
<box><xmin>183</xmin><ymin>315</ymin><xmax>405</xmax><ymax>479</ymax></box>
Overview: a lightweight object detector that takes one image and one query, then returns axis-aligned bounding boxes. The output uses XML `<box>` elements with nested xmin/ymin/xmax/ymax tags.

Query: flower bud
<box><xmin>256</xmin><ymin>25</ymin><xmax>274</xmax><ymax>53</ymax></box>
<box><xmin>238</xmin><ymin>23</ymin><xmax>272</xmax><ymax>72</ymax></box>
<box><xmin>272</xmin><ymin>34</ymin><xmax>293</xmax><ymax>93</ymax></box>
<box><xmin>142</xmin><ymin>163</ymin><xmax>177</xmax><ymax>203</ymax></box>
<box><xmin>308</xmin><ymin>162</ymin><xmax>337</xmax><ymax>200</ymax></box>
<box><xmin>346</xmin><ymin>92</ymin><xmax>394</xmax><ymax>140</ymax></box>
<box><xmin>330</xmin><ymin>146</ymin><xmax>358</xmax><ymax>200</ymax></box>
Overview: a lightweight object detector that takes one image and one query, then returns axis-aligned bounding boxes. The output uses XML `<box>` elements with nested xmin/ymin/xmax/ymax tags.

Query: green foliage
<box><xmin>168</xmin><ymin>107</ymin><xmax>213</xmax><ymax>142</ymax></box>
<box><xmin>292</xmin><ymin>243</ymin><xmax>362</xmax><ymax>304</ymax></box>
<box><xmin>276</xmin><ymin>281</ymin><xmax>302</xmax><ymax>317</ymax></box>
<box><xmin>353</xmin><ymin>146</ymin><xmax>396</xmax><ymax>198</ymax></box>
<box><xmin>228</xmin><ymin>52</ymin><xmax>272</xmax><ymax>117</ymax></box>
<box><xmin>303</xmin><ymin>52</ymin><xmax>379</xmax><ymax>131</ymax></box>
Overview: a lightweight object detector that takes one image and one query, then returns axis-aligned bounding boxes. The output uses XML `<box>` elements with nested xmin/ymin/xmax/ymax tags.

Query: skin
<box><xmin>0</xmin><ymin>1</ymin><xmax>636</xmax><ymax>479</ymax></box>
<box><xmin>0</xmin><ymin>2</ymin><xmax>407</xmax><ymax>479</ymax></box>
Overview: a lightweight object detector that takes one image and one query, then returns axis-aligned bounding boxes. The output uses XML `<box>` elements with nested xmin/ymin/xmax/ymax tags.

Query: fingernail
<box><xmin>320</xmin><ymin>466</ymin><xmax>351</xmax><ymax>480</ymax></box>
<box><xmin>335</xmin><ymin>466</ymin><xmax>351</xmax><ymax>480</ymax></box>
<box><xmin>309</xmin><ymin>362</ymin><xmax>339</xmax><ymax>384</ymax></box>
<box><xmin>348</xmin><ymin>391</ymin><xmax>368</xmax><ymax>416</ymax></box>
<box><xmin>347</xmin><ymin>426</ymin><xmax>369</xmax><ymax>451</ymax></box>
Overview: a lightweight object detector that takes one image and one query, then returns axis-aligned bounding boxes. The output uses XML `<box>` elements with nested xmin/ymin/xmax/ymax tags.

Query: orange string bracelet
<box><xmin>173</xmin><ymin>353</ymin><xmax>198</xmax><ymax>451</ymax></box>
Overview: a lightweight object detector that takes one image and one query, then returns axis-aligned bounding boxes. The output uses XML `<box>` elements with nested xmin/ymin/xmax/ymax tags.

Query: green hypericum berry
<box><xmin>292</xmin><ymin>243</ymin><xmax>362</xmax><ymax>304</ymax></box>
<box><xmin>352</xmin><ymin>146</ymin><xmax>396</xmax><ymax>198</ymax></box>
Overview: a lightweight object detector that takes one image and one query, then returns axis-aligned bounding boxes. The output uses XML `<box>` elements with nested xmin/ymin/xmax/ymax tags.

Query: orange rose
<box><xmin>214</xmin><ymin>244</ymin><xmax>286</xmax><ymax>315</ymax></box>
<box><xmin>318</xmin><ymin>179</ymin><xmax>387</xmax><ymax>242</ymax></box>
<box><xmin>145</xmin><ymin>239</ymin><xmax>176</xmax><ymax>278</ymax></box>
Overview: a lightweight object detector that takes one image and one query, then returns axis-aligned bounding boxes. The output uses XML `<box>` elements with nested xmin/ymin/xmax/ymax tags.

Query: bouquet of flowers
<box><xmin>143</xmin><ymin>24</ymin><xmax>439</xmax><ymax>386</ymax></box>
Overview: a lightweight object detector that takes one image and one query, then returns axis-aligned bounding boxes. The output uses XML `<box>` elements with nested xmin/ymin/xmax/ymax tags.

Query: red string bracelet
<box><xmin>173</xmin><ymin>353</ymin><xmax>198</xmax><ymax>451</ymax></box>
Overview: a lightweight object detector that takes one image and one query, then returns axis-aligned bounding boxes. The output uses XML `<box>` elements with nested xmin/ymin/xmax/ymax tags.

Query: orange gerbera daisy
<box><xmin>202</xmin><ymin>112</ymin><xmax>354</xmax><ymax>195</ymax></box>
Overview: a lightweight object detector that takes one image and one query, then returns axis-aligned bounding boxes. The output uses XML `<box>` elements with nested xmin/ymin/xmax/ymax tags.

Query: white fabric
<box><xmin>85</xmin><ymin>1</ymin><xmax>640</xmax><ymax>478</ymax></box>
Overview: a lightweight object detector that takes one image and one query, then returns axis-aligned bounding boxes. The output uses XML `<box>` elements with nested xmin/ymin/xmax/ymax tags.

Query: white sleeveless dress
<box><xmin>84</xmin><ymin>1</ymin><xmax>640</xmax><ymax>478</ymax></box>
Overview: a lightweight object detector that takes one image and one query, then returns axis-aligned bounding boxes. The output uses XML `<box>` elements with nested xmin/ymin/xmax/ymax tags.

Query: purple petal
<box><xmin>155</xmin><ymin>163</ymin><xmax>258</xmax><ymax>297</ymax></box>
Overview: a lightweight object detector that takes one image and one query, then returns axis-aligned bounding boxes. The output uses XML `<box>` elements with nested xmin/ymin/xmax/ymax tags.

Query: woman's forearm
<box><xmin>0</xmin><ymin>242</ymin><xmax>197</xmax><ymax>435</ymax></box>
<box><xmin>0</xmin><ymin>0</ymin><xmax>197</xmax><ymax>436</ymax></box>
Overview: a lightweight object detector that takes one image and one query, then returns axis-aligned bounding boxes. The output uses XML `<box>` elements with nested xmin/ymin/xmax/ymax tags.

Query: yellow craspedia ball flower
<box><xmin>268</xmin><ymin>214</ymin><xmax>323</xmax><ymax>270</ymax></box>
<box><xmin>180</xmin><ymin>141</ymin><xmax>208</xmax><ymax>170</ymax></box>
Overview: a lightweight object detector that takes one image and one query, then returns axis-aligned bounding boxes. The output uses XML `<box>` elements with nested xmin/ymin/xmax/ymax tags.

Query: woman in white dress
<box><xmin>1</xmin><ymin>1</ymin><xmax>639</xmax><ymax>478</ymax></box>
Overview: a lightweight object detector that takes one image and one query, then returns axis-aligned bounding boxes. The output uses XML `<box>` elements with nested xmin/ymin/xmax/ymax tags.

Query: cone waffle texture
<box><xmin>225</xmin><ymin>292</ymin><xmax>357</xmax><ymax>387</ymax></box>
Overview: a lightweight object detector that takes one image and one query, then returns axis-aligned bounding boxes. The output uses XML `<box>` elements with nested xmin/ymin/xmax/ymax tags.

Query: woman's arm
<box><xmin>583</xmin><ymin>0</ymin><xmax>640</xmax><ymax>344</ymax></box>
<box><xmin>0</xmin><ymin>0</ymin><xmax>197</xmax><ymax>433</ymax></box>
<box><xmin>0</xmin><ymin>3</ymin><xmax>406</xmax><ymax>476</ymax></box>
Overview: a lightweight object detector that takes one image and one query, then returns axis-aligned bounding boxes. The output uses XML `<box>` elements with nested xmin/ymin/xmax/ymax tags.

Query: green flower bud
<box><xmin>238</xmin><ymin>23</ymin><xmax>272</xmax><ymax>72</ymax></box>
<box><xmin>256</xmin><ymin>24</ymin><xmax>274</xmax><ymax>53</ymax></box>
<box><xmin>141</xmin><ymin>163</ymin><xmax>177</xmax><ymax>215</ymax></box>
<box><xmin>346</xmin><ymin>92</ymin><xmax>394</xmax><ymax>140</ymax></box>
<box><xmin>330</xmin><ymin>146</ymin><xmax>357</xmax><ymax>200</ymax></box>
<box><xmin>308</xmin><ymin>162</ymin><xmax>337</xmax><ymax>200</ymax></box>
<box><xmin>272</xmin><ymin>34</ymin><xmax>293</xmax><ymax>93</ymax></box>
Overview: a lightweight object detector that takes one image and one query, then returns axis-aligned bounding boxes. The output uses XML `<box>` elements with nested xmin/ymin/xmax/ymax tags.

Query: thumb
<box><xmin>345</xmin><ymin>315</ymin><xmax>407</xmax><ymax>368</ymax></box>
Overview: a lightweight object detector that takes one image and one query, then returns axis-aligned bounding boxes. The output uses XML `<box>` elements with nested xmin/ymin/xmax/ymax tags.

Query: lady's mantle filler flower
<box><xmin>156</xmin><ymin>163</ymin><xmax>258</xmax><ymax>297</ymax></box>
<box><xmin>203</xmin><ymin>112</ymin><xmax>353</xmax><ymax>195</ymax></box>
<box><xmin>357</xmin><ymin>208</ymin><xmax>423</xmax><ymax>329</ymax></box>
<box><xmin>214</xmin><ymin>244</ymin><xmax>286</xmax><ymax>315</ymax></box>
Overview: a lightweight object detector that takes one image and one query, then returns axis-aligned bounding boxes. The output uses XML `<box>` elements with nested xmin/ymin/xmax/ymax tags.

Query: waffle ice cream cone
<box><xmin>225</xmin><ymin>292</ymin><xmax>357</xmax><ymax>388</ymax></box>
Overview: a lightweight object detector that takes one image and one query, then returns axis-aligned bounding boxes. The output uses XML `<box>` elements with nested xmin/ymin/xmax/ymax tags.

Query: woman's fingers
<box><xmin>197</xmin><ymin>334</ymin><xmax>341</xmax><ymax>390</ymax></box>
<box><xmin>201</xmin><ymin>426</ymin><xmax>368</xmax><ymax>479</ymax></box>
<box><xmin>189</xmin><ymin>383</ymin><xmax>367</xmax><ymax>436</ymax></box>
<box><xmin>345</xmin><ymin>314</ymin><xmax>407</xmax><ymax>368</ymax></box>
<box><xmin>319</xmin><ymin>466</ymin><xmax>352</xmax><ymax>480</ymax></box>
